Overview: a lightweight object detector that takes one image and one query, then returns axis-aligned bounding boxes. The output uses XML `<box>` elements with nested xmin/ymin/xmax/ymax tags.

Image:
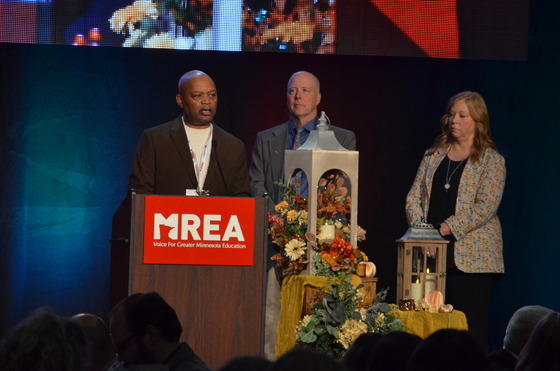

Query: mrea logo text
<box><xmin>153</xmin><ymin>213</ymin><xmax>245</xmax><ymax>242</ymax></box>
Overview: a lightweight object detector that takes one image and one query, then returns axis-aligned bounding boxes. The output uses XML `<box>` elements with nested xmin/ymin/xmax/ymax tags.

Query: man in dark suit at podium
<box><xmin>129</xmin><ymin>70</ymin><xmax>250</xmax><ymax>197</ymax></box>
<box><xmin>110</xmin><ymin>70</ymin><xmax>250</xmax><ymax>313</ymax></box>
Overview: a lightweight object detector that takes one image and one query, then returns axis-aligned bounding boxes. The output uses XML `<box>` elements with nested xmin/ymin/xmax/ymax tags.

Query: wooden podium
<box><xmin>116</xmin><ymin>194</ymin><xmax>267</xmax><ymax>370</ymax></box>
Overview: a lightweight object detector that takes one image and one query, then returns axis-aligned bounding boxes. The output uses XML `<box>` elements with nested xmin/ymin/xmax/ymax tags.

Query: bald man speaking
<box><xmin>129</xmin><ymin>70</ymin><xmax>250</xmax><ymax>197</ymax></box>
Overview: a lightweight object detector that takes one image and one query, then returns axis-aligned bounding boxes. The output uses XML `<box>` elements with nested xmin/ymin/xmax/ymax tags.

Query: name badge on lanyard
<box><xmin>183</xmin><ymin>116</ymin><xmax>212</xmax><ymax>196</ymax></box>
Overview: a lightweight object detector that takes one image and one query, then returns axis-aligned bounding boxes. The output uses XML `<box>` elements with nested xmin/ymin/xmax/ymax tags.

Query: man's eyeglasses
<box><xmin>113</xmin><ymin>333</ymin><xmax>137</xmax><ymax>352</ymax></box>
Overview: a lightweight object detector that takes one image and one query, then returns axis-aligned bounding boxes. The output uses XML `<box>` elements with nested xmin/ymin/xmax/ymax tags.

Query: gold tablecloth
<box><xmin>275</xmin><ymin>274</ymin><xmax>468</xmax><ymax>357</ymax></box>
<box><xmin>392</xmin><ymin>309</ymin><xmax>468</xmax><ymax>338</ymax></box>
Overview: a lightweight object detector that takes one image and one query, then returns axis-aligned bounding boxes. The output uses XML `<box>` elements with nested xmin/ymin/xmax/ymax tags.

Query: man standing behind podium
<box><xmin>249</xmin><ymin>71</ymin><xmax>356</xmax><ymax>359</ymax></box>
<box><xmin>129</xmin><ymin>70</ymin><xmax>250</xmax><ymax>197</ymax></box>
<box><xmin>249</xmin><ymin>71</ymin><xmax>356</xmax><ymax>207</ymax></box>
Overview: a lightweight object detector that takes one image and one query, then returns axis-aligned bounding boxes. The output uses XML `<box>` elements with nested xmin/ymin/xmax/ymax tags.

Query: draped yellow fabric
<box><xmin>392</xmin><ymin>309</ymin><xmax>468</xmax><ymax>338</ymax></box>
<box><xmin>275</xmin><ymin>274</ymin><xmax>363</xmax><ymax>357</ymax></box>
<box><xmin>275</xmin><ymin>274</ymin><xmax>469</xmax><ymax>357</ymax></box>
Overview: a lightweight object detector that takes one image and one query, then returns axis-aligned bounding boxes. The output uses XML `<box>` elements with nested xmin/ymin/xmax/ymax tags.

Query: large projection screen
<box><xmin>0</xmin><ymin>0</ymin><xmax>529</xmax><ymax>59</ymax></box>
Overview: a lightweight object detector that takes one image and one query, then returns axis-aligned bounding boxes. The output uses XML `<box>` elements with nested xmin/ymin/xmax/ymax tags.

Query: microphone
<box><xmin>212</xmin><ymin>140</ymin><xmax>230</xmax><ymax>196</ymax></box>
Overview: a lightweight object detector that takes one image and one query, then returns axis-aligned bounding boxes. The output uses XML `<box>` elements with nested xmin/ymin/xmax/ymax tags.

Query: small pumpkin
<box><xmin>424</xmin><ymin>290</ymin><xmax>444</xmax><ymax>309</ymax></box>
<box><xmin>358</xmin><ymin>262</ymin><xmax>376</xmax><ymax>278</ymax></box>
<box><xmin>440</xmin><ymin>304</ymin><xmax>454</xmax><ymax>313</ymax></box>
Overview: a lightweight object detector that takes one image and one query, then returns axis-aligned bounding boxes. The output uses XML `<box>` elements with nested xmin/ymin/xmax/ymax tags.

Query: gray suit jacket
<box><xmin>249</xmin><ymin>121</ymin><xmax>356</xmax><ymax>209</ymax></box>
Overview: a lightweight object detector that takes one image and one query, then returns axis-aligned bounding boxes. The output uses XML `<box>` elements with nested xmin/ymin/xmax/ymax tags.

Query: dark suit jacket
<box><xmin>165</xmin><ymin>342</ymin><xmax>212</xmax><ymax>371</ymax></box>
<box><xmin>249</xmin><ymin>121</ymin><xmax>356</xmax><ymax>208</ymax></box>
<box><xmin>129</xmin><ymin>116</ymin><xmax>250</xmax><ymax>197</ymax></box>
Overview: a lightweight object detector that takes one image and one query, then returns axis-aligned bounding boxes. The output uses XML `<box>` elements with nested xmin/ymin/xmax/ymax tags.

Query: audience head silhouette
<box><xmin>218</xmin><ymin>355</ymin><xmax>272</xmax><ymax>371</ymax></box>
<box><xmin>515</xmin><ymin>311</ymin><xmax>560</xmax><ymax>371</ymax></box>
<box><xmin>269</xmin><ymin>346</ymin><xmax>348</xmax><ymax>371</ymax></box>
<box><xmin>368</xmin><ymin>331</ymin><xmax>421</xmax><ymax>371</ymax></box>
<box><xmin>0</xmin><ymin>307</ymin><xmax>87</xmax><ymax>371</ymax></box>
<box><xmin>110</xmin><ymin>291</ymin><xmax>211</xmax><ymax>370</ymax></box>
<box><xmin>110</xmin><ymin>291</ymin><xmax>181</xmax><ymax>366</ymax></box>
<box><xmin>407</xmin><ymin>329</ymin><xmax>489</xmax><ymax>371</ymax></box>
<box><xmin>71</xmin><ymin>313</ymin><xmax>121</xmax><ymax>371</ymax></box>
<box><xmin>503</xmin><ymin>305</ymin><xmax>554</xmax><ymax>356</ymax></box>
<box><xmin>342</xmin><ymin>332</ymin><xmax>382</xmax><ymax>371</ymax></box>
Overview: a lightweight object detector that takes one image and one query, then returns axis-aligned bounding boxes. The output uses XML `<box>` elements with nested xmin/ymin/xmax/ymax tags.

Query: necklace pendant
<box><xmin>444</xmin><ymin>183</ymin><xmax>451</xmax><ymax>190</ymax></box>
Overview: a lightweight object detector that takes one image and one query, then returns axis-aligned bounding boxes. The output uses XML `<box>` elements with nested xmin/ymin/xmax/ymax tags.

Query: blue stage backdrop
<box><xmin>1</xmin><ymin>44</ymin><xmax>141</xmax><ymax>325</ymax></box>
<box><xmin>1</xmin><ymin>0</ymin><xmax>560</xmax><ymax>352</ymax></box>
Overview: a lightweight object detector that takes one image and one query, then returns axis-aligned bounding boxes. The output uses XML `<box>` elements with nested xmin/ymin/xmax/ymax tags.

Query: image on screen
<box><xmin>0</xmin><ymin>0</ymin><xmax>529</xmax><ymax>60</ymax></box>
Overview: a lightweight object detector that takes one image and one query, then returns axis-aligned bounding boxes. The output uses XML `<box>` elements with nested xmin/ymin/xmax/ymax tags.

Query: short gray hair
<box><xmin>503</xmin><ymin>305</ymin><xmax>554</xmax><ymax>355</ymax></box>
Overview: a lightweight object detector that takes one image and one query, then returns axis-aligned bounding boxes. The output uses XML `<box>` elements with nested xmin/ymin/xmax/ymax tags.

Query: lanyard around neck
<box><xmin>182</xmin><ymin>116</ymin><xmax>213</xmax><ymax>191</ymax></box>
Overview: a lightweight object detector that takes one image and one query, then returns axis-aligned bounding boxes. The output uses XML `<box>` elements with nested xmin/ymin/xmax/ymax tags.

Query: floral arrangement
<box><xmin>268</xmin><ymin>176</ymin><xmax>368</xmax><ymax>277</ymax></box>
<box><xmin>269</xmin><ymin>183</ymin><xmax>309</xmax><ymax>276</ymax></box>
<box><xmin>296</xmin><ymin>273</ymin><xmax>404</xmax><ymax>359</ymax></box>
<box><xmin>161</xmin><ymin>0</ymin><xmax>212</xmax><ymax>34</ymax></box>
<box><xmin>316</xmin><ymin>171</ymin><xmax>351</xmax><ymax>224</ymax></box>
<box><xmin>109</xmin><ymin>0</ymin><xmax>213</xmax><ymax>48</ymax></box>
<box><xmin>269</xmin><ymin>174</ymin><xmax>403</xmax><ymax>357</ymax></box>
<box><xmin>313</xmin><ymin>235</ymin><xmax>368</xmax><ymax>277</ymax></box>
<box><xmin>314</xmin><ymin>172</ymin><xmax>368</xmax><ymax>277</ymax></box>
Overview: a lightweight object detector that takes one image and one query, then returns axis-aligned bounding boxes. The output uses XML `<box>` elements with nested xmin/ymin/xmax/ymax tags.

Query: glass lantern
<box><xmin>284</xmin><ymin>112</ymin><xmax>359</xmax><ymax>275</ymax></box>
<box><xmin>396</xmin><ymin>222</ymin><xmax>448</xmax><ymax>306</ymax></box>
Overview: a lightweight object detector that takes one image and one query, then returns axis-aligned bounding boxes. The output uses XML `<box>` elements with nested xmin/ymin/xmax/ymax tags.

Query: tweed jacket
<box><xmin>249</xmin><ymin>121</ymin><xmax>356</xmax><ymax>209</ymax></box>
<box><xmin>406</xmin><ymin>146</ymin><xmax>506</xmax><ymax>273</ymax></box>
<box><xmin>129</xmin><ymin>116</ymin><xmax>250</xmax><ymax>197</ymax></box>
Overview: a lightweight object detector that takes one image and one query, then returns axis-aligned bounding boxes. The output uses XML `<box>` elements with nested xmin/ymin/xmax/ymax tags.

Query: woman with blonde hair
<box><xmin>406</xmin><ymin>91</ymin><xmax>506</xmax><ymax>351</ymax></box>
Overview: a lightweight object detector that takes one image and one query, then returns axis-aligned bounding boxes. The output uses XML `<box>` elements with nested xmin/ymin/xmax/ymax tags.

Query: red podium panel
<box><xmin>142</xmin><ymin>196</ymin><xmax>256</xmax><ymax>266</ymax></box>
<box><xmin>128</xmin><ymin>194</ymin><xmax>267</xmax><ymax>370</ymax></box>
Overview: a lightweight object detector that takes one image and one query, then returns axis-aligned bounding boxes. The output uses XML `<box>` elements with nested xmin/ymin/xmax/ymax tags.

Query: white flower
<box><xmin>334</xmin><ymin>221</ymin><xmax>343</xmax><ymax>229</ymax></box>
<box><xmin>357</xmin><ymin>226</ymin><xmax>367</xmax><ymax>242</ymax></box>
<box><xmin>316</xmin><ymin>231</ymin><xmax>330</xmax><ymax>244</ymax></box>
<box><xmin>297</xmin><ymin>315</ymin><xmax>313</xmax><ymax>332</ymax></box>
<box><xmin>284</xmin><ymin>239</ymin><xmax>306</xmax><ymax>261</ymax></box>
<box><xmin>109</xmin><ymin>0</ymin><xmax>159</xmax><ymax>34</ymax></box>
<box><xmin>132</xmin><ymin>0</ymin><xmax>158</xmax><ymax>18</ymax></box>
<box><xmin>374</xmin><ymin>313</ymin><xmax>386</xmax><ymax>328</ymax></box>
<box><xmin>144</xmin><ymin>33</ymin><xmax>175</xmax><ymax>49</ymax></box>
<box><xmin>298</xmin><ymin>210</ymin><xmax>308</xmax><ymax>226</ymax></box>
<box><xmin>338</xmin><ymin>319</ymin><xmax>368</xmax><ymax>349</ymax></box>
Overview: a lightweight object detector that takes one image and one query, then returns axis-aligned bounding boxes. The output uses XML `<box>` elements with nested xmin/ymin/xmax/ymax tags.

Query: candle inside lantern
<box><xmin>319</xmin><ymin>224</ymin><xmax>335</xmax><ymax>244</ymax></box>
<box><xmin>425</xmin><ymin>267</ymin><xmax>436</xmax><ymax>294</ymax></box>
<box><xmin>411</xmin><ymin>278</ymin><xmax>423</xmax><ymax>302</ymax></box>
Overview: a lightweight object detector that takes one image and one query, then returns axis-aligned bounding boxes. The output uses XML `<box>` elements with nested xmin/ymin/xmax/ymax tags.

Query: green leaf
<box><xmin>298</xmin><ymin>331</ymin><xmax>318</xmax><ymax>343</ymax></box>
<box><xmin>388</xmin><ymin>319</ymin><xmax>404</xmax><ymax>332</ymax></box>
<box><xmin>326</xmin><ymin>324</ymin><xmax>339</xmax><ymax>337</ymax></box>
<box><xmin>378</xmin><ymin>302</ymin><xmax>391</xmax><ymax>312</ymax></box>
<box><xmin>331</xmin><ymin>305</ymin><xmax>345</xmax><ymax>324</ymax></box>
<box><xmin>314</xmin><ymin>326</ymin><xmax>327</xmax><ymax>336</ymax></box>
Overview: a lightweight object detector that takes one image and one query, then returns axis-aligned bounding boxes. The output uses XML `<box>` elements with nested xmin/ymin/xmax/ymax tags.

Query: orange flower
<box><xmin>321</xmin><ymin>251</ymin><xmax>339</xmax><ymax>268</ymax></box>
